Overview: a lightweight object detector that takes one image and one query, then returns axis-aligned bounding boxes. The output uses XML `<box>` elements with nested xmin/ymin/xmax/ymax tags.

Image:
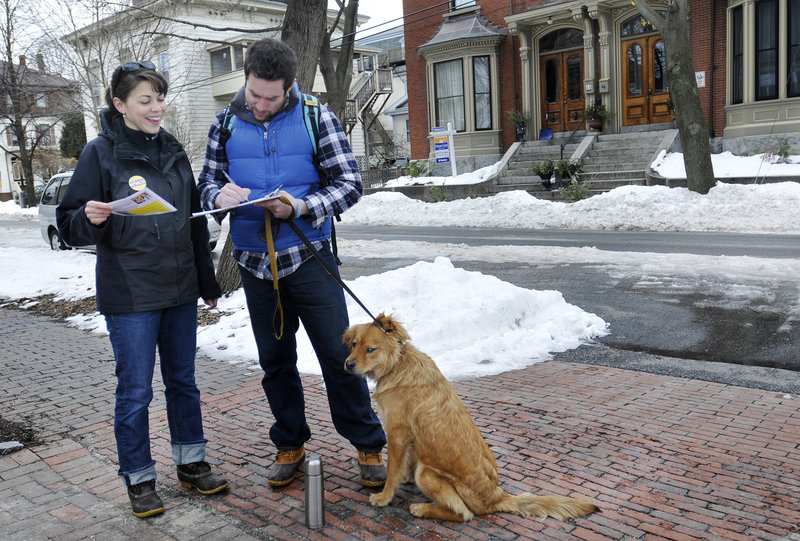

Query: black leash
<box><xmin>278</xmin><ymin>214</ymin><xmax>384</xmax><ymax>330</ymax></box>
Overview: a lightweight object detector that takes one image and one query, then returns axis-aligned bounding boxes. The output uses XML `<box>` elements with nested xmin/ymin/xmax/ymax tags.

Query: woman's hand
<box><xmin>85</xmin><ymin>200</ymin><xmax>113</xmax><ymax>225</ymax></box>
<box><xmin>203</xmin><ymin>298</ymin><xmax>218</xmax><ymax>309</ymax></box>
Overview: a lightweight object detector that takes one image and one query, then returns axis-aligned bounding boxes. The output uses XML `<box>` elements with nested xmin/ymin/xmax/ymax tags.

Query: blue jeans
<box><xmin>105</xmin><ymin>302</ymin><xmax>207</xmax><ymax>486</ymax></box>
<box><xmin>238</xmin><ymin>245</ymin><xmax>386</xmax><ymax>452</ymax></box>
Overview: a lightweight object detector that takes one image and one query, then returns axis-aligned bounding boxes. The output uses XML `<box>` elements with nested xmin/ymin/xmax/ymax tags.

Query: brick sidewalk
<box><xmin>1</xmin><ymin>307</ymin><xmax>799</xmax><ymax>540</ymax></box>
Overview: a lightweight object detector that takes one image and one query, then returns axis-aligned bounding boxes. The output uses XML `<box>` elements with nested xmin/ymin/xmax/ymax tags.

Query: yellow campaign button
<box><xmin>128</xmin><ymin>175</ymin><xmax>147</xmax><ymax>191</ymax></box>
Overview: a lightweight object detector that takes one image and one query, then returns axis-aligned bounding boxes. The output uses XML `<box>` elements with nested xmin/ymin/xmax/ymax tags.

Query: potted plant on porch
<box><xmin>506</xmin><ymin>109</ymin><xmax>531</xmax><ymax>142</ymax></box>
<box><xmin>585</xmin><ymin>101</ymin><xmax>609</xmax><ymax>132</ymax></box>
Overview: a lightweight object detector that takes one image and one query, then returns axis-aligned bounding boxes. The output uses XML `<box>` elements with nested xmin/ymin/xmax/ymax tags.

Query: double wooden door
<box><xmin>540</xmin><ymin>50</ymin><xmax>585</xmax><ymax>134</ymax></box>
<box><xmin>621</xmin><ymin>36</ymin><xmax>672</xmax><ymax>126</ymax></box>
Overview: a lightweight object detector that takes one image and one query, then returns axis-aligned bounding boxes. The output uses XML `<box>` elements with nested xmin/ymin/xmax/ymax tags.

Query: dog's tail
<box><xmin>493</xmin><ymin>492</ymin><xmax>598</xmax><ymax>521</ymax></box>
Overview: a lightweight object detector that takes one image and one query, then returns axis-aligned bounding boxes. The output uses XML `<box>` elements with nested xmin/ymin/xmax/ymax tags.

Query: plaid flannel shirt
<box><xmin>198</xmin><ymin>92</ymin><xmax>362</xmax><ymax>280</ymax></box>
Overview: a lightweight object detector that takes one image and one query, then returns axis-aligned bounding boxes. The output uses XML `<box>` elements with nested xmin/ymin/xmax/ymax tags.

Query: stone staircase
<box><xmin>492</xmin><ymin>129</ymin><xmax>674</xmax><ymax>200</ymax></box>
<box><xmin>493</xmin><ymin>136</ymin><xmax>581</xmax><ymax>199</ymax></box>
<box><xmin>580</xmin><ymin>131</ymin><xmax>668</xmax><ymax>194</ymax></box>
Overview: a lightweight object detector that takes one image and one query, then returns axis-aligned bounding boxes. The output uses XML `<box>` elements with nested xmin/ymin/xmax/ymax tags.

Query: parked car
<box><xmin>38</xmin><ymin>172</ymin><xmax>221</xmax><ymax>251</ymax></box>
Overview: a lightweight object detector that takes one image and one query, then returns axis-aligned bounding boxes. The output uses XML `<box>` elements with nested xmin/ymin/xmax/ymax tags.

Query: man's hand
<box><xmin>216</xmin><ymin>182</ymin><xmax>251</xmax><ymax>209</ymax></box>
<box><xmin>85</xmin><ymin>200</ymin><xmax>113</xmax><ymax>225</ymax></box>
<box><xmin>256</xmin><ymin>190</ymin><xmax>300</xmax><ymax>220</ymax></box>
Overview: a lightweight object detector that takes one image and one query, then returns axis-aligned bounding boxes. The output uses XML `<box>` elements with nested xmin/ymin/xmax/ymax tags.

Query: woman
<box><xmin>57</xmin><ymin>61</ymin><xmax>227</xmax><ymax>518</ymax></box>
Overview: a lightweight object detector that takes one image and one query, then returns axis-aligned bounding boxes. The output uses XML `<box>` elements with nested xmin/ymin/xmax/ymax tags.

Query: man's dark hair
<box><xmin>244</xmin><ymin>38</ymin><xmax>297</xmax><ymax>91</ymax></box>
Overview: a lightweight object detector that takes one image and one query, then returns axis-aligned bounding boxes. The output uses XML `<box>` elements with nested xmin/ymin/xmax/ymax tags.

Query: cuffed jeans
<box><xmin>105</xmin><ymin>302</ymin><xmax>207</xmax><ymax>486</ymax></box>
<box><xmin>238</xmin><ymin>245</ymin><xmax>386</xmax><ymax>452</ymax></box>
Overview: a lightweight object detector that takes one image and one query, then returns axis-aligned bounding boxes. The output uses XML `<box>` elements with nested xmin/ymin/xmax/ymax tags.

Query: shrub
<box><xmin>531</xmin><ymin>159</ymin><xmax>555</xmax><ymax>179</ymax></box>
<box><xmin>562</xmin><ymin>178</ymin><xmax>592</xmax><ymax>201</ymax></box>
<box><xmin>404</xmin><ymin>160</ymin><xmax>430</xmax><ymax>178</ymax></box>
<box><xmin>555</xmin><ymin>158</ymin><xmax>582</xmax><ymax>179</ymax></box>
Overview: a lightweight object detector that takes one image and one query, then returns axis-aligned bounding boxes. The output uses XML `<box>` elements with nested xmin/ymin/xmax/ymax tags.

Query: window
<box><xmin>234</xmin><ymin>44</ymin><xmax>247</xmax><ymax>70</ymax></box>
<box><xmin>790</xmin><ymin>0</ymin><xmax>800</xmax><ymax>97</ymax></box>
<box><xmin>159</xmin><ymin>51</ymin><xmax>169</xmax><ymax>82</ymax></box>
<box><xmin>211</xmin><ymin>43</ymin><xmax>250</xmax><ymax>77</ymax></box>
<box><xmin>732</xmin><ymin>5</ymin><xmax>744</xmax><ymax>104</ymax></box>
<box><xmin>36</xmin><ymin>93</ymin><xmax>46</xmax><ymax>108</ymax></box>
<box><xmin>405</xmin><ymin>118</ymin><xmax>410</xmax><ymax>143</ymax></box>
<box><xmin>755</xmin><ymin>0</ymin><xmax>778</xmax><ymax>100</ymax></box>
<box><xmin>434</xmin><ymin>59</ymin><xmax>465</xmax><ymax>131</ymax></box>
<box><xmin>40</xmin><ymin>178</ymin><xmax>60</xmax><ymax>206</ymax></box>
<box><xmin>653</xmin><ymin>40</ymin><xmax>668</xmax><ymax>93</ymax></box>
<box><xmin>92</xmin><ymin>73</ymin><xmax>103</xmax><ymax>107</ymax></box>
<box><xmin>473</xmin><ymin>56</ymin><xmax>491</xmax><ymax>130</ymax></box>
<box><xmin>540</xmin><ymin>29</ymin><xmax>584</xmax><ymax>52</ymax></box>
<box><xmin>363</xmin><ymin>55</ymin><xmax>374</xmax><ymax>72</ymax></box>
<box><xmin>6</xmin><ymin>127</ymin><xmax>18</xmax><ymax>146</ymax></box>
<box><xmin>452</xmin><ymin>0</ymin><xmax>476</xmax><ymax>9</ymax></box>
<box><xmin>210</xmin><ymin>48</ymin><xmax>232</xmax><ymax>76</ymax></box>
<box><xmin>36</xmin><ymin>124</ymin><xmax>52</xmax><ymax>145</ymax></box>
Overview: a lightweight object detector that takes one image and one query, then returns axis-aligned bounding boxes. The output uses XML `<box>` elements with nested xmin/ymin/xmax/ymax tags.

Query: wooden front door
<box><xmin>540</xmin><ymin>50</ymin><xmax>585</xmax><ymax>134</ymax></box>
<box><xmin>622</xmin><ymin>36</ymin><xmax>672</xmax><ymax>126</ymax></box>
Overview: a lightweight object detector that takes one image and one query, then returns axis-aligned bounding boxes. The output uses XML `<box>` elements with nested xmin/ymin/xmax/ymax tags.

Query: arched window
<box><xmin>540</xmin><ymin>29</ymin><xmax>583</xmax><ymax>52</ymax></box>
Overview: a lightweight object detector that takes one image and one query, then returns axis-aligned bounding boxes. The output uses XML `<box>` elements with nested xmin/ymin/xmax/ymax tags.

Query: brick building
<box><xmin>402</xmin><ymin>0</ymin><xmax>800</xmax><ymax>168</ymax></box>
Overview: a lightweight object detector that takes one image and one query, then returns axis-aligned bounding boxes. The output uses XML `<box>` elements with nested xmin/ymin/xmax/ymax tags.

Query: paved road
<box><xmin>336</xmin><ymin>225</ymin><xmax>800</xmax><ymax>377</ymax></box>
<box><xmin>337</xmin><ymin>224</ymin><xmax>800</xmax><ymax>258</ymax></box>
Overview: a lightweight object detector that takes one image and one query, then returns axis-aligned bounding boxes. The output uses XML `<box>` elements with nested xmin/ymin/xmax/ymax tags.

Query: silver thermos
<box><xmin>305</xmin><ymin>455</ymin><xmax>325</xmax><ymax>529</ymax></box>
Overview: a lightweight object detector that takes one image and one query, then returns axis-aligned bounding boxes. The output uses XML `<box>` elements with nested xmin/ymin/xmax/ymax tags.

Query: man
<box><xmin>198</xmin><ymin>38</ymin><xmax>386</xmax><ymax>489</ymax></box>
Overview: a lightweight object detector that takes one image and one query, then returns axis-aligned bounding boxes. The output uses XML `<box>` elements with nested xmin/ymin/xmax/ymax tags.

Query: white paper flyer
<box><xmin>109</xmin><ymin>187</ymin><xmax>177</xmax><ymax>216</ymax></box>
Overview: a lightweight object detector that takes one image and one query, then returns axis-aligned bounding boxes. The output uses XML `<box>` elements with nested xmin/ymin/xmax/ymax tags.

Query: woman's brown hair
<box><xmin>104</xmin><ymin>67</ymin><xmax>168</xmax><ymax>117</ymax></box>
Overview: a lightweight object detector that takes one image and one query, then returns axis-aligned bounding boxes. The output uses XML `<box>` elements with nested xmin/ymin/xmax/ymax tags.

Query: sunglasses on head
<box><xmin>111</xmin><ymin>61</ymin><xmax>157</xmax><ymax>97</ymax></box>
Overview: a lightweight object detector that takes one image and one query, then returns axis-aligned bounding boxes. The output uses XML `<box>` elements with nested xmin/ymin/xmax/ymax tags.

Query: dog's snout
<box><xmin>344</xmin><ymin>358</ymin><xmax>357</xmax><ymax>374</ymax></box>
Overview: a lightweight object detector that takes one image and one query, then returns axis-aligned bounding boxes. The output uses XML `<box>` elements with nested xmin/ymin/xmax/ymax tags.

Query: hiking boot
<box><xmin>358</xmin><ymin>450</ymin><xmax>386</xmax><ymax>488</ymax></box>
<box><xmin>268</xmin><ymin>446</ymin><xmax>305</xmax><ymax>487</ymax></box>
<box><xmin>177</xmin><ymin>461</ymin><xmax>229</xmax><ymax>495</ymax></box>
<box><xmin>127</xmin><ymin>479</ymin><xmax>165</xmax><ymax>518</ymax></box>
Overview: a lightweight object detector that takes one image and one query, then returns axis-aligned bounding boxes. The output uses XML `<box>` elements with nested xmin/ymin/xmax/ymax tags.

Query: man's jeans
<box><xmin>238</xmin><ymin>245</ymin><xmax>386</xmax><ymax>453</ymax></box>
<box><xmin>105</xmin><ymin>302</ymin><xmax>207</xmax><ymax>486</ymax></box>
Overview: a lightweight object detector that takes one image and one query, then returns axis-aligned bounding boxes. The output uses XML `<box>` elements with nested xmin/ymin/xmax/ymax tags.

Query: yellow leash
<box><xmin>264</xmin><ymin>210</ymin><xmax>284</xmax><ymax>340</ymax></box>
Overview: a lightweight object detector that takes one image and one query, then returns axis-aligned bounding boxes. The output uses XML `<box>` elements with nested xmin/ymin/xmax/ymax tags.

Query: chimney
<box><xmin>36</xmin><ymin>53</ymin><xmax>45</xmax><ymax>72</ymax></box>
<box><xmin>18</xmin><ymin>55</ymin><xmax>25</xmax><ymax>69</ymax></box>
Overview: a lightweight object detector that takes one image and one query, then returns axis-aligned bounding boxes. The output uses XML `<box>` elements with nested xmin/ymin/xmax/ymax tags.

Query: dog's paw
<box><xmin>409</xmin><ymin>503</ymin><xmax>425</xmax><ymax>517</ymax></box>
<box><xmin>369</xmin><ymin>492</ymin><xmax>392</xmax><ymax>507</ymax></box>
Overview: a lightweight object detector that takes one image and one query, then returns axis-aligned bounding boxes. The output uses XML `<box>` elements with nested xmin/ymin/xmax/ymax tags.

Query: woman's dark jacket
<box><xmin>56</xmin><ymin>108</ymin><xmax>221</xmax><ymax>314</ymax></box>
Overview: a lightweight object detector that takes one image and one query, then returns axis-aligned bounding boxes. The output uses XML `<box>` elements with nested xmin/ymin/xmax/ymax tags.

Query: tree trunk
<box><xmin>281</xmin><ymin>0</ymin><xmax>326</xmax><ymax>93</ymax></box>
<box><xmin>636</xmin><ymin>0</ymin><xmax>715</xmax><ymax>194</ymax></box>
<box><xmin>215</xmin><ymin>232</ymin><xmax>241</xmax><ymax>296</ymax></box>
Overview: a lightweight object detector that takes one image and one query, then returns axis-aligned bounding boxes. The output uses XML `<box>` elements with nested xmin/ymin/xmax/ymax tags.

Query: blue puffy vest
<box><xmin>226</xmin><ymin>101</ymin><xmax>330</xmax><ymax>252</ymax></box>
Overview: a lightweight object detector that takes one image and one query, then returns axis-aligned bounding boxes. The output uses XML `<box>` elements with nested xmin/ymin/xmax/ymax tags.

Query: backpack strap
<box><xmin>302</xmin><ymin>94</ymin><xmax>322</xmax><ymax>170</ymax></box>
<box><xmin>301</xmin><ymin>93</ymin><xmax>341</xmax><ymax>264</ymax></box>
<box><xmin>218</xmin><ymin>106</ymin><xmax>235</xmax><ymax>148</ymax></box>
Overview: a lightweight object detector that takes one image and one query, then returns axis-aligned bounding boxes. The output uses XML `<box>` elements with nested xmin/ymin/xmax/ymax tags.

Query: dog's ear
<box><xmin>375</xmin><ymin>313</ymin><xmax>395</xmax><ymax>333</ymax></box>
<box><xmin>375</xmin><ymin>313</ymin><xmax>409</xmax><ymax>342</ymax></box>
<box><xmin>342</xmin><ymin>325</ymin><xmax>358</xmax><ymax>350</ymax></box>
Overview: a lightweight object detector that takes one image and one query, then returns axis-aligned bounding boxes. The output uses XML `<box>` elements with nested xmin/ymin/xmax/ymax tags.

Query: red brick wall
<box><xmin>402</xmin><ymin>0</ymin><xmax>729</xmax><ymax>159</ymax></box>
<box><xmin>687</xmin><ymin>0</ymin><xmax>728</xmax><ymax>137</ymax></box>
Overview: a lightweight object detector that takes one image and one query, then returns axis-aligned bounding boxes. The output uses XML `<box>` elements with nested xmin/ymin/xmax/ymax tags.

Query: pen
<box><xmin>221</xmin><ymin>170</ymin><xmax>282</xmax><ymax>199</ymax></box>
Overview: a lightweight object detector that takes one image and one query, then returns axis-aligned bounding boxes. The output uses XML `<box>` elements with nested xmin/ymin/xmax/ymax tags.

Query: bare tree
<box><xmin>634</xmin><ymin>0</ymin><xmax>715</xmax><ymax>194</ymax></box>
<box><xmin>0</xmin><ymin>0</ymin><xmax>80</xmax><ymax>207</ymax></box>
<box><xmin>42</xmin><ymin>0</ymin><xmax>178</xmax><ymax>136</ymax></box>
<box><xmin>280</xmin><ymin>0</ymin><xmax>327</xmax><ymax>93</ymax></box>
<box><xmin>319</xmin><ymin>0</ymin><xmax>360</xmax><ymax>121</ymax></box>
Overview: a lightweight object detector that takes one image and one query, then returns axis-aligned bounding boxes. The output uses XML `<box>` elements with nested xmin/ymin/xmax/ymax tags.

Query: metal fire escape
<box><xmin>344</xmin><ymin>68</ymin><xmax>394</xmax><ymax>166</ymax></box>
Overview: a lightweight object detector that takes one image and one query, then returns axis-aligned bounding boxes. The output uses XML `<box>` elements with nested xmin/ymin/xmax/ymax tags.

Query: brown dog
<box><xmin>343</xmin><ymin>313</ymin><xmax>598</xmax><ymax>522</ymax></box>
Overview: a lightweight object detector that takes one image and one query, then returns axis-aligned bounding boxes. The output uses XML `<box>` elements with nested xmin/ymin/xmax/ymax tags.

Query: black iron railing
<box><xmin>560</xmin><ymin>107</ymin><xmax>592</xmax><ymax>160</ymax></box>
